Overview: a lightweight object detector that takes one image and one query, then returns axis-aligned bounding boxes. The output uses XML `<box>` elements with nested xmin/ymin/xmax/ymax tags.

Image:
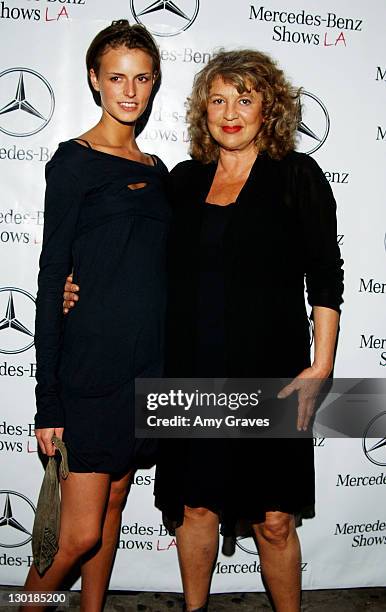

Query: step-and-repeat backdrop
<box><xmin>0</xmin><ymin>0</ymin><xmax>385</xmax><ymax>593</ymax></box>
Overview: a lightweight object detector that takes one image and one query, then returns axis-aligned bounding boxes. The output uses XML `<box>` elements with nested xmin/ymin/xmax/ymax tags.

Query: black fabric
<box><xmin>35</xmin><ymin>140</ymin><xmax>171</xmax><ymax>473</ymax></box>
<box><xmin>195</xmin><ymin>203</ymin><xmax>236</xmax><ymax>377</ymax></box>
<box><xmin>72</xmin><ymin>138</ymin><xmax>92</xmax><ymax>149</ymax></box>
<box><xmin>154</xmin><ymin>151</ymin><xmax>343</xmax><ymax>534</ymax></box>
<box><xmin>164</xmin><ymin>151</ymin><xmax>343</xmax><ymax>379</ymax></box>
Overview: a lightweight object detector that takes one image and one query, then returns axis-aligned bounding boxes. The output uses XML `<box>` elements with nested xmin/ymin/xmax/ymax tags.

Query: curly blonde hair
<box><xmin>187</xmin><ymin>49</ymin><xmax>300</xmax><ymax>162</ymax></box>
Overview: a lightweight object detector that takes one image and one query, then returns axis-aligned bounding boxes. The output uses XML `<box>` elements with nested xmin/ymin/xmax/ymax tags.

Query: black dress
<box><xmin>154</xmin><ymin>151</ymin><xmax>344</xmax><ymax>534</ymax></box>
<box><xmin>195</xmin><ymin>202</ymin><xmax>235</xmax><ymax>377</ymax></box>
<box><xmin>35</xmin><ymin>140</ymin><xmax>170</xmax><ymax>474</ymax></box>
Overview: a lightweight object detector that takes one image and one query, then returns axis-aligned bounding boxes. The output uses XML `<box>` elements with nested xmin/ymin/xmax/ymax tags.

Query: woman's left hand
<box><xmin>277</xmin><ymin>365</ymin><xmax>331</xmax><ymax>432</ymax></box>
<box><xmin>63</xmin><ymin>274</ymin><xmax>79</xmax><ymax>314</ymax></box>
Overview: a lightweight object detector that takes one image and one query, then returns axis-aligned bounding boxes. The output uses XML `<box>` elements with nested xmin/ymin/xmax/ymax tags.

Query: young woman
<box><xmin>24</xmin><ymin>20</ymin><xmax>170</xmax><ymax>612</ymax></box>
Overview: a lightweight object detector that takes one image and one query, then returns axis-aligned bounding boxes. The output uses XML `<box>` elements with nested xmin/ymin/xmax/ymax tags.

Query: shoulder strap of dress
<box><xmin>72</xmin><ymin>138</ymin><xmax>93</xmax><ymax>149</ymax></box>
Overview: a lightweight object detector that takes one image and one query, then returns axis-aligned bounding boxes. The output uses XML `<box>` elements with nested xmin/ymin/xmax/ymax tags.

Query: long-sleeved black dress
<box><xmin>35</xmin><ymin>140</ymin><xmax>171</xmax><ymax>473</ymax></box>
<box><xmin>154</xmin><ymin>150</ymin><xmax>344</xmax><ymax>534</ymax></box>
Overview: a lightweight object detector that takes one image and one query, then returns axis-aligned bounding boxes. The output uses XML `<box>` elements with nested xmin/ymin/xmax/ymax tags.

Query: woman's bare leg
<box><xmin>176</xmin><ymin>506</ymin><xmax>219</xmax><ymax>611</ymax></box>
<box><xmin>80</xmin><ymin>470</ymin><xmax>133</xmax><ymax>612</ymax></box>
<box><xmin>253</xmin><ymin>512</ymin><xmax>301</xmax><ymax>612</ymax></box>
<box><xmin>22</xmin><ymin>472</ymin><xmax>110</xmax><ymax>612</ymax></box>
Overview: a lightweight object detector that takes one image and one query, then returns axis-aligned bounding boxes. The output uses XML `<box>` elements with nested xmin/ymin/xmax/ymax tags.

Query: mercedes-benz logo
<box><xmin>0</xmin><ymin>490</ymin><xmax>36</xmax><ymax>548</ymax></box>
<box><xmin>0</xmin><ymin>68</ymin><xmax>55</xmax><ymax>137</ymax></box>
<box><xmin>235</xmin><ymin>535</ymin><xmax>258</xmax><ymax>556</ymax></box>
<box><xmin>130</xmin><ymin>0</ymin><xmax>200</xmax><ymax>37</ymax></box>
<box><xmin>0</xmin><ymin>287</ymin><xmax>35</xmax><ymax>354</ymax></box>
<box><xmin>297</xmin><ymin>91</ymin><xmax>330</xmax><ymax>155</ymax></box>
<box><xmin>363</xmin><ymin>412</ymin><xmax>386</xmax><ymax>466</ymax></box>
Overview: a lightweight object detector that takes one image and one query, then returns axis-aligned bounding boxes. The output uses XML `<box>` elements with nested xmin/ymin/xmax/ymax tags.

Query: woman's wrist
<box><xmin>310</xmin><ymin>361</ymin><xmax>333</xmax><ymax>378</ymax></box>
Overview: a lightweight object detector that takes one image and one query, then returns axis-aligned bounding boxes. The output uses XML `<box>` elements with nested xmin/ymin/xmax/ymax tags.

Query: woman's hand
<box><xmin>63</xmin><ymin>274</ymin><xmax>79</xmax><ymax>314</ymax></box>
<box><xmin>278</xmin><ymin>306</ymin><xmax>339</xmax><ymax>432</ymax></box>
<box><xmin>278</xmin><ymin>364</ymin><xmax>331</xmax><ymax>432</ymax></box>
<box><xmin>35</xmin><ymin>427</ymin><xmax>64</xmax><ymax>456</ymax></box>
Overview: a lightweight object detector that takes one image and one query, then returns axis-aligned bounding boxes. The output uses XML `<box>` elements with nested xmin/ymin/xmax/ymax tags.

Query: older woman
<box><xmin>64</xmin><ymin>49</ymin><xmax>343</xmax><ymax>612</ymax></box>
<box><xmin>154</xmin><ymin>50</ymin><xmax>343</xmax><ymax>612</ymax></box>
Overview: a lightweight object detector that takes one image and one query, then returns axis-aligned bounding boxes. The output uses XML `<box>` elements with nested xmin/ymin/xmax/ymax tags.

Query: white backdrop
<box><xmin>0</xmin><ymin>0</ymin><xmax>386</xmax><ymax>593</ymax></box>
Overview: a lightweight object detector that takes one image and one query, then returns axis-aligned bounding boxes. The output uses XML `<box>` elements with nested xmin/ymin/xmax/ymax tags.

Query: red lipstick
<box><xmin>222</xmin><ymin>126</ymin><xmax>242</xmax><ymax>133</ymax></box>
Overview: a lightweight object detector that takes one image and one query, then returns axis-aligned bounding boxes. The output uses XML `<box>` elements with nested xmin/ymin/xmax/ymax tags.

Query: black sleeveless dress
<box><xmin>35</xmin><ymin>140</ymin><xmax>171</xmax><ymax>473</ymax></box>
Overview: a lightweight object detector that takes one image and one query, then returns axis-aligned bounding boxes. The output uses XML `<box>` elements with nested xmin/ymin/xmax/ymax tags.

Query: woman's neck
<box><xmin>92</xmin><ymin>112</ymin><xmax>139</xmax><ymax>153</ymax></box>
<box><xmin>217</xmin><ymin>146</ymin><xmax>259</xmax><ymax>178</ymax></box>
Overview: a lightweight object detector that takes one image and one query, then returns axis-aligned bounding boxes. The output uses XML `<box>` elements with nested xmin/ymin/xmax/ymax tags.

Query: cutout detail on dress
<box><xmin>127</xmin><ymin>182</ymin><xmax>148</xmax><ymax>190</ymax></box>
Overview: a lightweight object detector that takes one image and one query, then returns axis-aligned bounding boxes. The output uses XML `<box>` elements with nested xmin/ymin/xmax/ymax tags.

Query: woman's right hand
<box><xmin>63</xmin><ymin>274</ymin><xmax>79</xmax><ymax>314</ymax></box>
<box><xmin>35</xmin><ymin>427</ymin><xmax>64</xmax><ymax>456</ymax></box>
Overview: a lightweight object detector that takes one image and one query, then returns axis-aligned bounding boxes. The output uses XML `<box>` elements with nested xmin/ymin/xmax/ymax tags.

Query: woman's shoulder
<box><xmin>170</xmin><ymin>158</ymin><xmax>209</xmax><ymax>180</ymax></box>
<box><xmin>46</xmin><ymin>140</ymin><xmax>90</xmax><ymax>177</ymax></box>
<box><xmin>150</xmin><ymin>154</ymin><xmax>169</xmax><ymax>175</ymax></box>
<box><xmin>265</xmin><ymin>151</ymin><xmax>327</xmax><ymax>194</ymax></box>
<box><xmin>280</xmin><ymin>150</ymin><xmax>324</xmax><ymax>176</ymax></box>
<box><xmin>50</xmin><ymin>138</ymin><xmax>87</xmax><ymax>158</ymax></box>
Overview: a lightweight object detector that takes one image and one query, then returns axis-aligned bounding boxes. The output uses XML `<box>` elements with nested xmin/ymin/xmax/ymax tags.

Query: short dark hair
<box><xmin>86</xmin><ymin>19</ymin><xmax>161</xmax><ymax>106</ymax></box>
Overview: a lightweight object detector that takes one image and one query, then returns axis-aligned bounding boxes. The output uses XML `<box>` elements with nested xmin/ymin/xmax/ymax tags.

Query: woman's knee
<box><xmin>255</xmin><ymin>513</ymin><xmax>294</xmax><ymax>548</ymax></box>
<box><xmin>60</xmin><ymin>527</ymin><xmax>101</xmax><ymax>558</ymax></box>
<box><xmin>107</xmin><ymin>479</ymin><xmax>131</xmax><ymax>512</ymax></box>
<box><xmin>183</xmin><ymin>505</ymin><xmax>217</xmax><ymax>523</ymax></box>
